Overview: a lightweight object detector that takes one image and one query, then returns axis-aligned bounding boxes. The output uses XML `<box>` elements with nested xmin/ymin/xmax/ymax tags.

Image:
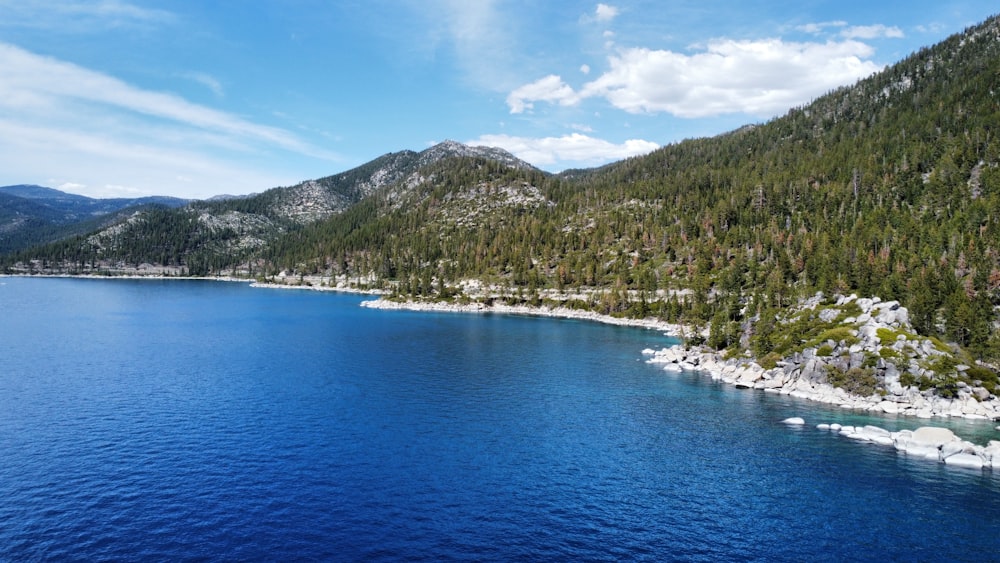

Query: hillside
<box><xmin>1</xmin><ymin>142</ymin><xmax>539</xmax><ymax>275</ymax></box>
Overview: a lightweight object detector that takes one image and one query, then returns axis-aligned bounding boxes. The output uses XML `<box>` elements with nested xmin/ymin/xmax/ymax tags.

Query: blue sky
<box><xmin>0</xmin><ymin>1</ymin><xmax>995</xmax><ymax>199</ymax></box>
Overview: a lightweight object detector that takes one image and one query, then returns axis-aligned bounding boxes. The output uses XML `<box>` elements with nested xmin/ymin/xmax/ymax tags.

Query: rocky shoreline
<box><xmin>645</xmin><ymin>345</ymin><xmax>1000</xmax><ymax>421</ymax></box>
<box><xmin>644</xmin><ymin>293</ymin><xmax>1000</xmax><ymax>422</ymax></box>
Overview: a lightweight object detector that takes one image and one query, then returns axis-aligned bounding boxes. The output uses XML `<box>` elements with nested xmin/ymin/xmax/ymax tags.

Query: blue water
<box><xmin>2</xmin><ymin>278</ymin><xmax>999</xmax><ymax>561</ymax></box>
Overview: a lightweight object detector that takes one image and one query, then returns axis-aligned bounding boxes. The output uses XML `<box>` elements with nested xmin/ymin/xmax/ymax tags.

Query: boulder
<box><xmin>944</xmin><ymin>453</ymin><xmax>984</xmax><ymax>469</ymax></box>
<box><xmin>903</xmin><ymin>444</ymin><xmax>942</xmax><ymax>459</ymax></box>
<box><xmin>940</xmin><ymin>441</ymin><xmax>968</xmax><ymax>459</ymax></box>
<box><xmin>819</xmin><ymin>308</ymin><xmax>839</xmax><ymax>323</ymax></box>
<box><xmin>910</xmin><ymin>426</ymin><xmax>958</xmax><ymax>448</ymax></box>
<box><xmin>879</xmin><ymin>401</ymin><xmax>901</xmax><ymax>414</ymax></box>
<box><xmin>862</xmin><ymin>425</ymin><xmax>891</xmax><ymax>438</ymax></box>
<box><xmin>782</xmin><ymin>417</ymin><xmax>806</xmax><ymax>425</ymax></box>
<box><xmin>857</xmin><ymin>298</ymin><xmax>874</xmax><ymax>313</ymax></box>
<box><xmin>894</xmin><ymin>307</ymin><xmax>910</xmax><ymax>326</ymax></box>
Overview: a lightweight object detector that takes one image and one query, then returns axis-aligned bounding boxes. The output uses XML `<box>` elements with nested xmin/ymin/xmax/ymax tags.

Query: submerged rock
<box><xmin>782</xmin><ymin>417</ymin><xmax>806</xmax><ymax>425</ymax></box>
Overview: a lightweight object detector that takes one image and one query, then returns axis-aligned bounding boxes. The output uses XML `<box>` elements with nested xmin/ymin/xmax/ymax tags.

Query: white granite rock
<box><xmin>944</xmin><ymin>453</ymin><xmax>985</xmax><ymax>469</ymax></box>
<box><xmin>910</xmin><ymin>426</ymin><xmax>958</xmax><ymax>447</ymax></box>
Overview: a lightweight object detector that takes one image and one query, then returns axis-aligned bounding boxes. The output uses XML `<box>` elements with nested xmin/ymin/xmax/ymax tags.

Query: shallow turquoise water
<box><xmin>1</xmin><ymin>277</ymin><xmax>999</xmax><ymax>561</ymax></box>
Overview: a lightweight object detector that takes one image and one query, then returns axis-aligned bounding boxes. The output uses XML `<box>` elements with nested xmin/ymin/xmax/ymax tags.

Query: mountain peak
<box><xmin>419</xmin><ymin>140</ymin><xmax>537</xmax><ymax>171</ymax></box>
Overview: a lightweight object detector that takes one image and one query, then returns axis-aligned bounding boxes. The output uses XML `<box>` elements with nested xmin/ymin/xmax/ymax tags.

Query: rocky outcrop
<box><xmin>643</xmin><ymin>293</ymin><xmax>1000</xmax><ymax>421</ymax></box>
<box><xmin>645</xmin><ymin>344</ymin><xmax>1000</xmax><ymax>420</ymax></box>
<box><xmin>805</xmin><ymin>422</ymin><xmax>1000</xmax><ymax>471</ymax></box>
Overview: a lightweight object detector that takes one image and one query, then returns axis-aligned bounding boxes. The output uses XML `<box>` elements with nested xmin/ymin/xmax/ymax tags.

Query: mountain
<box><xmin>5</xmin><ymin>15</ymin><xmax>1000</xmax><ymax>380</ymax></box>
<box><xmin>0</xmin><ymin>185</ymin><xmax>191</xmax><ymax>253</ymax></box>
<box><xmin>0</xmin><ymin>141</ymin><xmax>538</xmax><ymax>274</ymax></box>
<box><xmin>264</xmin><ymin>140</ymin><xmax>538</xmax><ymax>223</ymax></box>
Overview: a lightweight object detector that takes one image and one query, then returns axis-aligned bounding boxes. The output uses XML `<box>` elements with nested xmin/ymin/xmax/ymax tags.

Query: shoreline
<box><xmin>359</xmin><ymin>297</ymin><xmax>689</xmax><ymax>336</ymax></box>
<box><xmin>0</xmin><ymin>273</ymin><xmax>384</xmax><ymax>295</ymax></box>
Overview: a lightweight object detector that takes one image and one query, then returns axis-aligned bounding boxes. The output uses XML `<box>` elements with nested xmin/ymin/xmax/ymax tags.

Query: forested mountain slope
<box><xmin>262</xmin><ymin>15</ymin><xmax>1000</xmax><ymax>359</ymax></box>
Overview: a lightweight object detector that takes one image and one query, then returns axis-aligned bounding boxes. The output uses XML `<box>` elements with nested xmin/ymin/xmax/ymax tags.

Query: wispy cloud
<box><xmin>841</xmin><ymin>24</ymin><xmax>904</xmax><ymax>39</ymax></box>
<box><xmin>426</xmin><ymin>0</ymin><xmax>527</xmax><ymax>91</ymax></box>
<box><xmin>508</xmin><ymin>37</ymin><xmax>883</xmax><ymax>118</ymax></box>
<box><xmin>796</xmin><ymin>20</ymin><xmax>903</xmax><ymax>40</ymax></box>
<box><xmin>0</xmin><ymin>0</ymin><xmax>175</xmax><ymax>30</ymax></box>
<box><xmin>0</xmin><ymin>42</ymin><xmax>333</xmax><ymax>157</ymax></box>
<box><xmin>180</xmin><ymin>72</ymin><xmax>225</xmax><ymax>97</ymax></box>
<box><xmin>796</xmin><ymin>20</ymin><xmax>848</xmax><ymax>34</ymax></box>
<box><xmin>0</xmin><ymin>42</ymin><xmax>338</xmax><ymax>197</ymax></box>
<box><xmin>469</xmin><ymin>133</ymin><xmax>658</xmax><ymax>169</ymax></box>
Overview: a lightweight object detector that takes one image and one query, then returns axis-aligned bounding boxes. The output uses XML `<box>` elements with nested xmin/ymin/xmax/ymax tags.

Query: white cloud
<box><xmin>469</xmin><ymin>133</ymin><xmax>658</xmax><ymax>168</ymax></box>
<box><xmin>594</xmin><ymin>4</ymin><xmax>619</xmax><ymax>22</ymax></box>
<box><xmin>508</xmin><ymin>37</ymin><xmax>883</xmax><ymax>118</ymax></box>
<box><xmin>580</xmin><ymin>64</ymin><xmax>591</xmax><ymax>75</ymax></box>
<box><xmin>841</xmin><ymin>24</ymin><xmax>904</xmax><ymax>39</ymax></box>
<box><xmin>507</xmin><ymin>74</ymin><xmax>580</xmax><ymax>114</ymax></box>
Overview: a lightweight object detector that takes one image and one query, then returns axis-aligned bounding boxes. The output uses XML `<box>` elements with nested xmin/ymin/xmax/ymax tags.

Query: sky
<box><xmin>0</xmin><ymin>1</ymin><xmax>996</xmax><ymax>199</ymax></box>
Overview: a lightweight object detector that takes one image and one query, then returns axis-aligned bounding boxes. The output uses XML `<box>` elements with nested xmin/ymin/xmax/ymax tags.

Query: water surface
<box><xmin>1</xmin><ymin>277</ymin><xmax>998</xmax><ymax>561</ymax></box>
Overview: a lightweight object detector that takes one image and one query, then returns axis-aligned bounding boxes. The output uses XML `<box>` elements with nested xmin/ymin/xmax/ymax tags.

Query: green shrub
<box><xmin>759</xmin><ymin>352</ymin><xmax>781</xmax><ymax>370</ymax></box>
<box><xmin>879</xmin><ymin>347</ymin><xmax>901</xmax><ymax>360</ymax></box>
<box><xmin>965</xmin><ymin>365</ymin><xmax>998</xmax><ymax>385</ymax></box>
<box><xmin>862</xmin><ymin>353</ymin><xmax>880</xmax><ymax>369</ymax></box>
<box><xmin>936</xmin><ymin>377</ymin><xmax>961</xmax><ymax>399</ymax></box>
<box><xmin>816</xmin><ymin>344</ymin><xmax>834</xmax><ymax>357</ymax></box>
<box><xmin>827</xmin><ymin>367</ymin><xmax>879</xmax><ymax>397</ymax></box>
<box><xmin>899</xmin><ymin>371</ymin><xmax>917</xmax><ymax>388</ymax></box>
<box><xmin>815</xmin><ymin>326</ymin><xmax>859</xmax><ymax>346</ymax></box>
<box><xmin>922</xmin><ymin>354</ymin><xmax>958</xmax><ymax>376</ymax></box>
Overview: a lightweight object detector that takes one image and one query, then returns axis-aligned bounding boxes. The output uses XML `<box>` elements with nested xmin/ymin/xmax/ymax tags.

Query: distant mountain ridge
<box><xmin>0</xmin><ymin>185</ymin><xmax>191</xmax><ymax>253</ymax></box>
<box><xmin>0</xmin><ymin>184</ymin><xmax>189</xmax><ymax>213</ymax></box>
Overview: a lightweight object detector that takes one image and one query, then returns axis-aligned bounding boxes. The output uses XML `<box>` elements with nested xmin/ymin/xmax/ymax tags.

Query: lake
<box><xmin>2</xmin><ymin>277</ymin><xmax>999</xmax><ymax>561</ymax></box>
